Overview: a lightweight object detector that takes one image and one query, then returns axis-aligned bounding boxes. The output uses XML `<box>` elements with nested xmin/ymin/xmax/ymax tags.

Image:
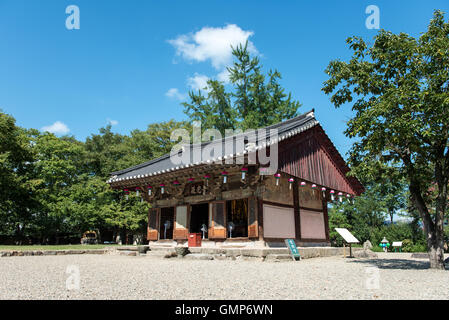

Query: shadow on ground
<box><xmin>348</xmin><ymin>257</ymin><xmax>449</xmax><ymax>271</ymax></box>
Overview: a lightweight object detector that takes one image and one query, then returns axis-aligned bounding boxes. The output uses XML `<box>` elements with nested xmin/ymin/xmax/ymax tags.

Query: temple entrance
<box><xmin>226</xmin><ymin>199</ymin><xmax>248</xmax><ymax>238</ymax></box>
<box><xmin>189</xmin><ymin>203</ymin><xmax>209</xmax><ymax>238</ymax></box>
<box><xmin>159</xmin><ymin>207</ymin><xmax>174</xmax><ymax>239</ymax></box>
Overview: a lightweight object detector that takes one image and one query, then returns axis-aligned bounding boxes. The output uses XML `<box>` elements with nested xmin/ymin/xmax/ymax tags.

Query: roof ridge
<box><xmin>176</xmin><ymin>109</ymin><xmax>316</xmax><ymax>150</ymax></box>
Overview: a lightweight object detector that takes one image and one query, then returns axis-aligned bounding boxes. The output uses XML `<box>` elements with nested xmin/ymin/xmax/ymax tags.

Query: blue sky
<box><xmin>1</xmin><ymin>0</ymin><xmax>448</xmax><ymax>158</ymax></box>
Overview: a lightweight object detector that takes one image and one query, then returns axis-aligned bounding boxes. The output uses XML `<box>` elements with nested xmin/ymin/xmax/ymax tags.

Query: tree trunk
<box><xmin>409</xmin><ymin>182</ymin><xmax>445</xmax><ymax>269</ymax></box>
<box><xmin>428</xmin><ymin>240</ymin><xmax>445</xmax><ymax>270</ymax></box>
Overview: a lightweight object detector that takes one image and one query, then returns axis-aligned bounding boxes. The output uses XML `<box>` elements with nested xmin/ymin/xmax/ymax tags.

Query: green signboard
<box><xmin>285</xmin><ymin>239</ymin><xmax>301</xmax><ymax>261</ymax></box>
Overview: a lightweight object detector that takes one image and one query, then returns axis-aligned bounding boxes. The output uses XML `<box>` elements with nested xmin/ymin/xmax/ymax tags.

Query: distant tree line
<box><xmin>0</xmin><ymin>110</ymin><xmax>189</xmax><ymax>244</ymax></box>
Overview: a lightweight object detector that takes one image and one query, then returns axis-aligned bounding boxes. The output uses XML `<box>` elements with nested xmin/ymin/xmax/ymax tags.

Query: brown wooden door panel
<box><xmin>211</xmin><ymin>201</ymin><xmax>226</xmax><ymax>239</ymax></box>
<box><xmin>173</xmin><ymin>229</ymin><xmax>188</xmax><ymax>240</ymax></box>
<box><xmin>147</xmin><ymin>229</ymin><xmax>158</xmax><ymax>241</ymax></box>
<box><xmin>248</xmin><ymin>224</ymin><xmax>258</xmax><ymax>238</ymax></box>
<box><xmin>147</xmin><ymin>208</ymin><xmax>159</xmax><ymax>241</ymax></box>
<box><xmin>248</xmin><ymin>197</ymin><xmax>259</xmax><ymax>238</ymax></box>
<box><xmin>173</xmin><ymin>205</ymin><xmax>189</xmax><ymax>240</ymax></box>
<box><xmin>212</xmin><ymin>228</ymin><xmax>226</xmax><ymax>238</ymax></box>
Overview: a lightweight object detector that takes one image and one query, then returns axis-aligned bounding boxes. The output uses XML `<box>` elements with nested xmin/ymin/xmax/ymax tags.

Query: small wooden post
<box><xmin>343</xmin><ymin>243</ymin><xmax>346</xmax><ymax>258</ymax></box>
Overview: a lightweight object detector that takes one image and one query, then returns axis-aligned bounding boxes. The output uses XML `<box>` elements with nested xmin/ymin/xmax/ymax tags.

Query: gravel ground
<box><xmin>0</xmin><ymin>252</ymin><xmax>448</xmax><ymax>300</ymax></box>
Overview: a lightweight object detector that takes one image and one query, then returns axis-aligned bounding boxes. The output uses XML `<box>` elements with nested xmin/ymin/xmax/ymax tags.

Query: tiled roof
<box><xmin>108</xmin><ymin>109</ymin><xmax>319</xmax><ymax>183</ymax></box>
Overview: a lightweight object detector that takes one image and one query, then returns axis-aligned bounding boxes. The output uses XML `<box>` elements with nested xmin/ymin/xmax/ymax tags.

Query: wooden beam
<box><xmin>257</xmin><ymin>197</ymin><xmax>264</xmax><ymax>241</ymax></box>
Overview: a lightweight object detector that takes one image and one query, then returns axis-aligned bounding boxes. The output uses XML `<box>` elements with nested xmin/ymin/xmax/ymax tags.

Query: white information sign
<box><xmin>335</xmin><ymin>228</ymin><xmax>359</xmax><ymax>244</ymax></box>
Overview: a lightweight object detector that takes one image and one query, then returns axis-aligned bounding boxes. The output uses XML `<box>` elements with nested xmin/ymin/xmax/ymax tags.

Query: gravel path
<box><xmin>0</xmin><ymin>253</ymin><xmax>448</xmax><ymax>300</ymax></box>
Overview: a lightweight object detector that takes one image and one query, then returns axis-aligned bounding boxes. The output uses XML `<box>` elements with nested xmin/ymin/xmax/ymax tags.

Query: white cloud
<box><xmin>41</xmin><ymin>121</ymin><xmax>70</xmax><ymax>135</ymax></box>
<box><xmin>107</xmin><ymin>119</ymin><xmax>119</xmax><ymax>126</ymax></box>
<box><xmin>187</xmin><ymin>73</ymin><xmax>210</xmax><ymax>92</ymax></box>
<box><xmin>168</xmin><ymin>24</ymin><xmax>258</xmax><ymax>70</ymax></box>
<box><xmin>165</xmin><ymin>88</ymin><xmax>187</xmax><ymax>101</ymax></box>
<box><xmin>217</xmin><ymin>69</ymin><xmax>230</xmax><ymax>83</ymax></box>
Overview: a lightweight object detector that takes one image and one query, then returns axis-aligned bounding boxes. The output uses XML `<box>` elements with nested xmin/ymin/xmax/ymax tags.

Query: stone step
<box><xmin>264</xmin><ymin>254</ymin><xmax>295</xmax><ymax>262</ymax></box>
<box><xmin>146</xmin><ymin>250</ymin><xmax>177</xmax><ymax>259</ymax></box>
<box><xmin>116</xmin><ymin>246</ymin><xmax>139</xmax><ymax>251</ymax></box>
<box><xmin>183</xmin><ymin>253</ymin><xmax>214</xmax><ymax>261</ymax></box>
<box><xmin>148</xmin><ymin>246</ymin><xmax>177</xmax><ymax>252</ymax></box>
<box><xmin>118</xmin><ymin>250</ymin><xmax>137</xmax><ymax>256</ymax></box>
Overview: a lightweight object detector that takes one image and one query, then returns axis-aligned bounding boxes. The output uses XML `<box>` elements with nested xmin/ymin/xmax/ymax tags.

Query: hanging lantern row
<box><xmin>271</xmin><ymin>173</ymin><xmax>355</xmax><ymax>203</ymax></box>
<box><xmin>122</xmin><ymin>169</ymin><xmax>254</xmax><ymax>199</ymax></box>
<box><xmin>123</xmin><ymin>173</ymin><xmax>226</xmax><ymax>198</ymax></box>
<box><xmin>121</xmin><ymin>173</ymin><xmax>354</xmax><ymax>204</ymax></box>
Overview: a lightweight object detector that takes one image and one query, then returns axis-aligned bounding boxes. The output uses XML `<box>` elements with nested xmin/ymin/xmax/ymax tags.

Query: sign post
<box><xmin>285</xmin><ymin>239</ymin><xmax>301</xmax><ymax>261</ymax></box>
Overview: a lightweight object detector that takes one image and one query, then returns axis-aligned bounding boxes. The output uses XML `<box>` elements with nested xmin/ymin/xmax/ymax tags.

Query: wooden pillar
<box><xmin>322</xmin><ymin>198</ymin><xmax>330</xmax><ymax>242</ymax></box>
<box><xmin>293</xmin><ymin>179</ymin><xmax>301</xmax><ymax>241</ymax></box>
<box><xmin>210</xmin><ymin>201</ymin><xmax>226</xmax><ymax>239</ymax></box>
<box><xmin>257</xmin><ymin>198</ymin><xmax>264</xmax><ymax>241</ymax></box>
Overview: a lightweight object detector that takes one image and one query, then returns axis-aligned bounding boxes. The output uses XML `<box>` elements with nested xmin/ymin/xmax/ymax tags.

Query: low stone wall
<box><xmin>0</xmin><ymin>246</ymin><xmax>361</xmax><ymax>260</ymax></box>
<box><xmin>0</xmin><ymin>249</ymin><xmax>110</xmax><ymax>257</ymax></box>
<box><xmin>184</xmin><ymin>246</ymin><xmax>362</xmax><ymax>259</ymax></box>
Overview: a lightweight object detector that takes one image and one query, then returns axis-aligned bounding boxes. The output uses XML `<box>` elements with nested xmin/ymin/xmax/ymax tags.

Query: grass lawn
<box><xmin>0</xmin><ymin>244</ymin><xmax>128</xmax><ymax>251</ymax></box>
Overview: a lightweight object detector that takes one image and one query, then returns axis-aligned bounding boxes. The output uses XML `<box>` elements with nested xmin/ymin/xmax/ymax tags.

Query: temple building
<box><xmin>107</xmin><ymin>110</ymin><xmax>363</xmax><ymax>247</ymax></box>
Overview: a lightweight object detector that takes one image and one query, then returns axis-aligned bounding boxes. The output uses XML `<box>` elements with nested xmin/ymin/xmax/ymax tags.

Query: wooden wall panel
<box><xmin>278</xmin><ymin>127</ymin><xmax>363</xmax><ymax>195</ymax></box>
<box><xmin>262</xmin><ymin>204</ymin><xmax>295</xmax><ymax>238</ymax></box>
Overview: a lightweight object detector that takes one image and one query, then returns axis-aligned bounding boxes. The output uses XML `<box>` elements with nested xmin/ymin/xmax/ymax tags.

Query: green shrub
<box><xmin>401</xmin><ymin>239</ymin><xmax>413</xmax><ymax>252</ymax></box>
<box><xmin>411</xmin><ymin>243</ymin><xmax>427</xmax><ymax>252</ymax></box>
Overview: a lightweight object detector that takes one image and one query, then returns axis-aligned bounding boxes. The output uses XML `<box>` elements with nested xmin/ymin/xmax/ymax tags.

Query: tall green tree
<box><xmin>31</xmin><ymin>132</ymin><xmax>86</xmax><ymax>242</ymax></box>
<box><xmin>0</xmin><ymin>111</ymin><xmax>36</xmax><ymax>241</ymax></box>
<box><xmin>183</xmin><ymin>80</ymin><xmax>237</xmax><ymax>135</ymax></box>
<box><xmin>83</xmin><ymin>120</ymin><xmax>188</xmax><ymax>243</ymax></box>
<box><xmin>322</xmin><ymin>10</ymin><xmax>449</xmax><ymax>269</ymax></box>
<box><xmin>129</xmin><ymin>120</ymin><xmax>191</xmax><ymax>162</ymax></box>
<box><xmin>183</xmin><ymin>42</ymin><xmax>301</xmax><ymax>133</ymax></box>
